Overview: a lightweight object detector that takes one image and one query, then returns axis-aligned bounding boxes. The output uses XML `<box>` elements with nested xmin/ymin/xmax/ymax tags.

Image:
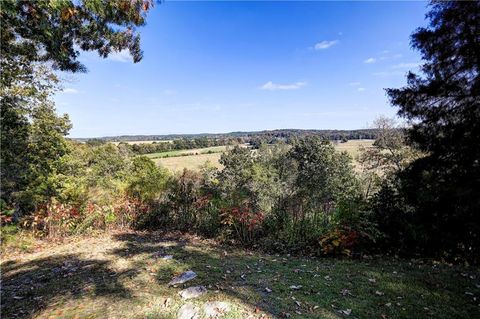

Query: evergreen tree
<box><xmin>386</xmin><ymin>1</ymin><xmax>480</xmax><ymax>259</ymax></box>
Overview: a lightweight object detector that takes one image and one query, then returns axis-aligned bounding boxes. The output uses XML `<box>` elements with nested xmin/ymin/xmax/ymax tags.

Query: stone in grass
<box><xmin>153</xmin><ymin>251</ymin><xmax>173</xmax><ymax>260</ymax></box>
<box><xmin>169</xmin><ymin>270</ymin><xmax>197</xmax><ymax>286</ymax></box>
<box><xmin>179</xmin><ymin>286</ymin><xmax>207</xmax><ymax>299</ymax></box>
<box><xmin>177</xmin><ymin>303</ymin><xmax>200</xmax><ymax>319</ymax></box>
<box><xmin>203</xmin><ymin>301</ymin><xmax>231</xmax><ymax>318</ymax></box>
<box><xmin>161</xmin><ymin>255</ymin><xmax>174</xmax><ymax>260</ymax></box>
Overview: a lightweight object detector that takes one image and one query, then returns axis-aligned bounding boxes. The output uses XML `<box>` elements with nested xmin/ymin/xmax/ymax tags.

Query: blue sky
<box><xmin>55</xmin><ymin>1</ymin><xmax>428</xmax><ymax>138</ymax></box>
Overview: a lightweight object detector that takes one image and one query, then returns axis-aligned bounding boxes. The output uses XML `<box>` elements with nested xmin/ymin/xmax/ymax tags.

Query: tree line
<box><xmin>84</xmin><ymin>129</ymin><xmax>380</xmax><ymax>156</ymax></box>
<box><xmin>85</xmin><ymin>137</ymin><xmax>241</xmax><ymax>155</ymax></box>
<box><xmin>81</xmin><ymin>128</ymin><xmax>379</xmax><ymax>144</ymax></box>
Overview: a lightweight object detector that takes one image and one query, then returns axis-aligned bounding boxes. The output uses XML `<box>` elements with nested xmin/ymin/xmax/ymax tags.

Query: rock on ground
<box><xmin>177</xmin><ymin>303</ymin><xmax>200</xmax><ymax>319</ymax></box>
<box><xmin>169</xmin><ymin>270</ymin><xmax>197</xmax><ymax>286</ymax></box>
<box><xmin>161</xmin><ymin>255</ymin><xmax>174</xmax><ymax>260</ymax></box>
<box><xmin>179</xmin><ymin>286</ymin><xmax>207</xmax><ymax>299</ymax></box>
<box><xmin>203</xmin><ymin>301</ymin><xmax>231</xmax><ymax>318</ymax></box>
<box><xmin>153</xmin><ymin>251</ymin><xmax>174</xmax><ymax>260</ymax></box>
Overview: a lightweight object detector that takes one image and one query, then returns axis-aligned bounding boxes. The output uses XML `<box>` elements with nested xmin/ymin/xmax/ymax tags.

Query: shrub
<box><xmin>318</xmin><ymin>226</ymin><xmax>360</xmax><ymax>256</ymax></box>
<box><xmin>126</xmin><ymin>156</ymin><xmax>170</xmax><ymax>202</ymax></box>
<box><xmin>166</xmin><ymin>170</ymin><xmax>203</xmax><ymax>230</ymax></box>
<box><xmin>220</xmin><ymin>204</ymin><xmax>265</xmax><ymax>246</ymax></box>
<box><xmin>22</xmin><ymin>200</ymin><xmax>81</xmax><ymax>237</ymax></box>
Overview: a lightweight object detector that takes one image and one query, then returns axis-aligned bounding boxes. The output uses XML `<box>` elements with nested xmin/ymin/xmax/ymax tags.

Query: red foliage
<box><xmin>193</xmin><ymin>194</ymin><xmax>213</xmax><ymax>210</ymax></box>
<box><xmin>0</xmin><ymin>214</ymin><xmax>13</xmax><ymax>226</ymax></box>
<box><xmin>22</xmin><ymin>197</ymin><xmax>151</xmax><ymax>237</ymax></box>
<box><xmin>221</xmin><ymin>205</ymin><xmax>265</xmax><ymax>244</ymax></box>
<box><xmin>23</xmin><ymin>202</ymin><xmax>82</xmax><ymax>237</ymax></box>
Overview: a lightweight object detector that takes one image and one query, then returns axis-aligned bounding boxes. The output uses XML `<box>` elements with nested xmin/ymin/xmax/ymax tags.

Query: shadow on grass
<box><xmin>2</xmin><ymin>231</ymin><xmax>478</xmax><ymax>319</ymax></box>
<box><xmin>110</xmin><ymin>232</ymin><xmax>280</xmax><ymax>316</ymax></box>
<box><xmin>110</xmin><ymin>232</ymin><xmax>480</xmax><ymax>319</ymax></box>
<box><xmin>1</xmin><ymin>253</ymin><xmax>137</xmax><ymax>319</ymax></box>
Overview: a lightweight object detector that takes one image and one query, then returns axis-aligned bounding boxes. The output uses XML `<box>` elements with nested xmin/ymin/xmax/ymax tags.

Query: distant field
<box><xmin>153</xmin><ymin>140</ymin><xmax>374</xmax><ymax>172</ymax></box>
<box><xmin>154</xmin><ymin>152</ymin><xmax>223</xmax><ymax>172</ymax></box>
<box><xmin>146</xmin><ymin>145</ymin><xmax>228</xmax><ymax>159</ymax></box>
<box><xmin>334</xmin><ymin>139</ymin><xmax>374</xmax><ymax>158</ymax></box>
<box><xmin>112</xmin><ymin>140</ymin><xmax>173</xmax><ymax>145</ymax></box>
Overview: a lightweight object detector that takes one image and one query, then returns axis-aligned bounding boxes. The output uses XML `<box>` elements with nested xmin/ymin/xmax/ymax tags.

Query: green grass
<box><xmin>0</xmin><ymin>225</ymin><xmax>35</xmax><ymax>254</ymax></box>
<box><xmin>1</xmin><ymin>231</ymin><xmax>478</xmax><ymax>319</ymax></box>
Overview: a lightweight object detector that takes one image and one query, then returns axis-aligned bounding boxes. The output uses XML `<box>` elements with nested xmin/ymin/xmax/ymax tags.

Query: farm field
<box><xmin>2</xmin><ymin>231</ymin><xmax>478</xmax><ymax>319</ymax></box>
<box><xmin>154</xmin><ymin>152</ymin><xmax>223</xmax><ymax>172</ymax></box>
<box><xmin>153</xmin><ymin>140</ymin><xmax>374</xmax><ymax>172</ymax></box>
<box><xmin>333</xmin><ymin>139</ymin><xmax>374</xmax><ymax>158</ymax></box>
<box><xmin>146</xmin><ymin>145</ymin><xmax>229</xmax><ymax>159</ymax></box>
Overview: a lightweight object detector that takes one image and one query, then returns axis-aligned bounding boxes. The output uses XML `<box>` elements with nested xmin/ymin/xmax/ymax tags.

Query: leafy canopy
<box><xmin>1</xmin><ymin>0</ymin><xmax>153</xmax><ymax>73</ymax></box>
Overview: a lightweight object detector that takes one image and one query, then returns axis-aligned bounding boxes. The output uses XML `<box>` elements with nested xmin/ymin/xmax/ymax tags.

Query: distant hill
<box><xmin>72</xmin><ymin>128</ymin><xmax>379</xmax><ymax>143</ymax></box>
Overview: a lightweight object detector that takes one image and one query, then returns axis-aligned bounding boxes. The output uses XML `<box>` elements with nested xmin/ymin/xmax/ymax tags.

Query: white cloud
<box><xmin>392</xmin><ymin>62</ymin><xmax>422</xmax><ymax>69</ymax></box>
<box><xmin>62</xmin><ymin>88</ymin><xmax>79</xmax><ymax>94</ymax></box>
<box><xmin>357</xmin><ymin>87</ymin><xmax>366</xmax><ymax>92</ymax></box>
<box><xmin>107</xmin><ymin>50</ymin><xmax>131</xmax><ymax>63</ymax></box>
<box><xmin>314</xmin><ymin>40</ymin><xmax>339</xmax><ymax>50</ymax></box>
<box><xmin>364</xmin><ymin>57</ymin><xmax>376</xmax><ymax>64</ymax></box>
<box><xmin>349</xmin><ymin>82</ymin><xmax>361</xmax><ymax>86</ymax></box>
<box><xmin>378</xmin><ymin>51</ymin><xmax>403</xmax><ymax>61</ymax></box>
<box><xmin>260</xmin><ymin>81</ymin><xmax>307</xmax><ymax>91</ymax></box>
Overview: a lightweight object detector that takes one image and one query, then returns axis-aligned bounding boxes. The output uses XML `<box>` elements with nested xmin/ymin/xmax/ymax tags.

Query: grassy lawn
<box><xmin>1</xmin><ymin>231</ymin><xmax>478</xmax><ymax>319</ymax></box>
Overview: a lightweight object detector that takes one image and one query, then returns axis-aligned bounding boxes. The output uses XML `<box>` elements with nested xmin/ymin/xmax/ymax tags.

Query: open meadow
<box><xmin>333</xmin><ymin>140</ymin><xmax>374</xmax><ymax>158</ymax></box>
<box><xmin>153</xmin><ymin>153</ymin><xmax>224</xmax><ymax>172</ymax></box>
